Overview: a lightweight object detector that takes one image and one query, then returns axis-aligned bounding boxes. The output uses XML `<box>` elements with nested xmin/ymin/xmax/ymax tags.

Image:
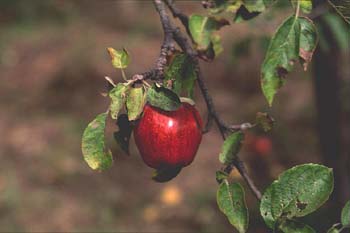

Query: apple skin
<box><xmin>134</xmin><ymin>103</ymin><xmax>203</xmax><ymax>169</ymax></box>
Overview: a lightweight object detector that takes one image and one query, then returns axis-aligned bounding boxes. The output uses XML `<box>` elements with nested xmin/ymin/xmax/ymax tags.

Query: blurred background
<box><xmin>0</xmin><ymin>1</ymin><xmax>349</xmax><ymax>232</ymax></box>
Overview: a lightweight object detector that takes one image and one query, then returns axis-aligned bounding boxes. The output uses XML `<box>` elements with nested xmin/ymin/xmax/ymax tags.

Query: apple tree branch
<box><xmin>151</xmin><ymin>0</ymin><xmax>262</xmax><ymax>200</ymax></box>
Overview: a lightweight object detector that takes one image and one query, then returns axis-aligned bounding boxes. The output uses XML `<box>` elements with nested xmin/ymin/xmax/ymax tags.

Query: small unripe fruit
<box><xmin>134</xmin><ymin>103</ymin><xmax>203</xmax><ymax>169</ymax></box>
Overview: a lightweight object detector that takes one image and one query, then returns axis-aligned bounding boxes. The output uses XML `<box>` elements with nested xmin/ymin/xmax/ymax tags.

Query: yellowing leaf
<box><xmin>189</xmin><ymin>14</ymin><xmax>229</xmax><ymax>51</ymax></box>
<box><xmin>81</xmin><ymin>113</ymin><xmax>113</xmax><ymax>171</ymax></box>
<box><xmin>109</xmin><ymin>83</ymin><xmax>128</xmax><ymax>119</ymax></box>
<box><xmin>107</xmin><ymin>47</ymin><xmax>130</xmax><ymax>69</ymax></box>
<box><xmin>126</xmin><ymin>87</ymin><xmax>146</xmax><ymax>121</ymax></box>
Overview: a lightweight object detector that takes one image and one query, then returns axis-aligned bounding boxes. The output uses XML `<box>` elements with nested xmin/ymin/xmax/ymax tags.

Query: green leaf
<box><xmin>219</xmin><ymin>132</ymin><xmax>244</xmax><ymax>165</ymax></box>
<box><xmin>126</xmin><ymin>87</ymin><xmax>146</xmax><ymax>121</ymax></box>
<box><xmin>291</xmin><ymin>0</ymin><xmax>313</xmax><ymax>14</ymax></box>
<box><xmin>279</xmin><ymin>220</ymin><xmax>315</xmax><ymax>233</ymax></box>
<box><xmin>261</xmin><ymin>16</ymin><xmax>317</xmax><ymax>106</ymax></box>
<box><xmin>207</xmin><ymin>0</ymin><xmax>275</xmax><ymax>22</ymax></box>
<box><xmin>107</xmin><ymin>47</ymin><xmax>130</xmax><ymax>69</ymax></box>
<box><xmin>82</xmin><ymin>113</ymin><xmax>113</xmax><ymax>171</ymax></box>
<box><xmin>341</xmin><ymin>200</ymin><xmax>350</xmax><ymax>227</ymax></box>
<box><xmin>234</xmin><ymin>0</ymin><xmax>276</xmax><ymax>22</ymax></box>
<box><xmin>152</xmin><ymin>166</ymin><xmax>182</xmax><ymax>183</ymax></box>
<box><xmin>298</xmin><ymin>17</ymin><xmax>318</xmax><ymax>69</ymax></box>
<box><xmin>216</xmin><ymin>170</ymin><xmax>229</xmax><ymax>184</ymax></box>
<box><xmin>260</xmin><ymin>184</ymin><xmax>275</xmax><ymax>228</ymax></box>
<box><xmin>208</xmin><ymin>0</ymin><xmax>242</xmax><ymax>14</ymax></box>
<box><xmin>260</xmin><ymin>164</ymin><xmax>334</xmax><ymax>229</ymax></box>
<box><xmin>327</xmin><ymin>224</ymin><xmax>341</xmax><ymax>233</ymax></box>
<box><xmin>327</xmin><ymin>229</ymin><xmax>340</xmax><ymax>233</ymax></box>
<box><xmin>256</xmin><ymin>112</ymin><xmax>275</xmax><ymax>132</ymax></box>
<box><xmin>211</xmin><ymin>34</ymin><xmax>224</xmax><ymax>56</ymax></box>
<box><xmin>217</xmin><ymin>181</ymin><xmax>249</xmax><ymax>233</ymax></box>
<box><xmin>113</xmin><ymin>114</ymin><xmax>133</xmax><ymax>155</ymax></box>
<box><xmin>300</xmin><ymin>0</ymin><xmax>312</xmax><ymax>14</ymax></box>
<box><xmin>146</xmin><ymin>85</ymin><xmax>181</xmax><ymax>111</ymax></box>
<box><xmin>189</xmin><ymin>14</ymin><xmax>229</xmax><ymax>51</ymax></box>
<box><xmin>328</xmin><ymin>0</ymin><xmax>350</xmax><ymax>24</ymax></box>
<box><xmin>164</xmin><ymin>53</ymin><xmax>197</xmax><ymax>98</ymax></box>
<box><xmin>244</xmin><ymin>0</ymin><xmax>270</xmax><ymax>12</ymax></box>
<box><xmin>109</xmin><ymin>83</ymin><xmax>128</xmax><ymax>120</ymax></box>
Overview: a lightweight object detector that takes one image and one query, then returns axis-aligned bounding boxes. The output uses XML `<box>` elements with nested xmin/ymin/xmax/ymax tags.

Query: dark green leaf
<box><xmin>146</xmin><ymin>85</ymin><xmax>181</xmax><ymax>111</ymax></box>
<box><xmin>256</xmin><ymin>112</ymin><xmax>275</xmax><ymax>132</ymax></box>
<box><xmin>152</xmin><ymin>166</ymin><xmax>182</xmax><ymax>183</ymax></box>
<box><xmin>189</xmin><ymin>14</ymin><xmax>229</xmax><ymax>51</ymax></box>
<box><xmin>219</xmin><ymin>132</ymin><xmax>244</xmax><ymax>165</ymax></box>
<box><xmin>126</xmin><ymin>87</ymin><xmax>146</xmax><ymax>121</ymax></box>
<box><xmin>164</xmin><ymin>53</ymin><xmax>197</xmax><ymax>98</ymax></box>
<box><xmin>82</xmin><ymin>113</ymin><xmax>113</xmax><ymax>171</ymax></box>
<box><xmin>260</xmin><ymin>164</ymin><xmax>334</xmax><ymax>229</ymax></box>
<box><xmin>279</xmin><ymin>220</ymin><xmax>315</xmax><ymax>233</ymax></box>
<box><xmin>114</xmin><ymin>114</ymin><xmax>133</xmax><ymax>155</ymax></box>
<box><xmin>261</xmin><ymin>16</ymin><xmax>317</xmax><ymax>106</ymax></box>
<box><xmin>107</xmin><ymin>47</ymin><xmax>130</xmax><ymax>69</ymax></box>
<box><xmin>217</xmin><ymin>181</ymin><xmax>249</xmax><ymax>233</ymax></box>
<box><xmin>341</xmin><ymin>200</ymin><xmax>350</xmax><ymax>227</ymax></box>
<box><xmin>234</xmin><ymin>6</ymin><xmax>260</xmax><ymax>23</ymax></box>
<box><xmin>328</xmin><ymin>0</ymin><xmax>350</xmax><ymax>24</ymax></box>
<box><xmin>234</xmin><ymin>0</ymin><xmax>276</xmax><ymax>22</ymax></box>
<box><xmin>109</xmin><ymin>83</ymin><xmax>128</xmax><ymax>119</ymax></box>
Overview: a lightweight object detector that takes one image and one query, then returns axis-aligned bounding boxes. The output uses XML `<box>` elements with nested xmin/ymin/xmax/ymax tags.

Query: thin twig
<box><xmin>164</xmin><ymin>0</ymin><xmax>192</xmax><ymax>41</ymax></box>
<box><xmin>234</xmin><ymin>160</ymin><xmax>262</xmax><ymax>200</ymax></box>
<box><xmin>153</xmin><ymin>0</ymin><xmax>262</xmax><ymax>200</ymax></box>
<box><xmin>164</xmin><ymin>0</ymin><xmax>189</xmax><ymax>27</ymax></box>
<box><xmin>203</xmin><ymin>113</ymin><xmax>213</xmax><ymax>133</ymax></box>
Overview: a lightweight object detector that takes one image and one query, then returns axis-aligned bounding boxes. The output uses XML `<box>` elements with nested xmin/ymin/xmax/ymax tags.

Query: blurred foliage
<box><xmin>317</xmin><ymin>12</ymin><xmax>350</xmax><ymax>52</ymax></box>
<box><xmin>0</xmin><ymin>0</ymin><xmax>74</xmax><ymax>25</ymax></box>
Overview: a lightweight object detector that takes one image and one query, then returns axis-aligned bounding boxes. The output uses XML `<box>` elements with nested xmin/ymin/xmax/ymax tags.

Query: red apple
<box><xmin>134</xmin><ymin>103</ymin><xmax>203</xmax><ymax>169</ymax></box>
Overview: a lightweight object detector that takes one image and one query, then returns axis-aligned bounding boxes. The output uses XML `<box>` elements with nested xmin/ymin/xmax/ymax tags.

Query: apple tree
<box><xmin>81</xmin><ymin>0</ymin><xmax>350</xmax><ymax>232</ymax></box>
